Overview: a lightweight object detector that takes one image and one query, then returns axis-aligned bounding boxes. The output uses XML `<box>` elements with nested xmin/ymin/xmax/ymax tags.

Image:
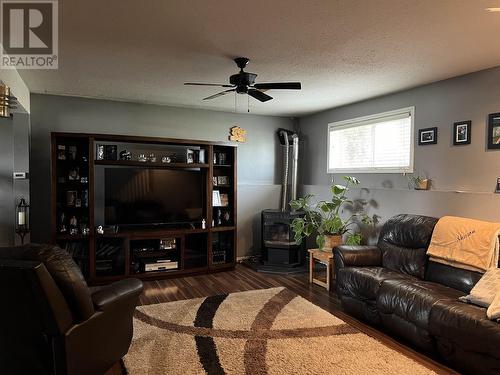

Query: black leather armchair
<box><xmin>0</xmin><ymin>244</ymin><xmax>143</xmax><ymax>375</ymax></box>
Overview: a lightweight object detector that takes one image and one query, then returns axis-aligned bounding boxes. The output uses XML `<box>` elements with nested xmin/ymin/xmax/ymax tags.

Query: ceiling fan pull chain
<box><xmin>247</xmin><ymin>94</ymin><xmax>250</xmax><ymax>113</ymax></box>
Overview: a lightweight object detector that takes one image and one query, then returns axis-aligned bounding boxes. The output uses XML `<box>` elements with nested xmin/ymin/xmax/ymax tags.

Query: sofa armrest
<box><xmin>92</xmin><ymin>278</ymin><xmax>143</xmax><ymax>312</ymax></box>
<box><xmin>333</xmin><ymin>245</ymin><xmax>382</xmax><ymax>271</ymax></box>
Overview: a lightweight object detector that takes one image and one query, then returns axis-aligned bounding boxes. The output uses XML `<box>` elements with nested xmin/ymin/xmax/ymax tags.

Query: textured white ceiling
<box><xmin>20</xmin><ymin>0</ymin><xmax>500</xmax><ymax>116</ymax></box>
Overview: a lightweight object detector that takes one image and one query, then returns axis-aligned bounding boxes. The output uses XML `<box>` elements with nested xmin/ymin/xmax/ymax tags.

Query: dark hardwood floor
<box><xmin>109</xmin><ymin>264</ymin><xmax>457</xmax><ymax>375</ymax></box>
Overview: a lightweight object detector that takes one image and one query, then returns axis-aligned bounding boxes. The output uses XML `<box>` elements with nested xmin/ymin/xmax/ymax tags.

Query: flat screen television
<box><xmin>104</xmin><ymin>168</ymin><xmax>204</xmax><ymax>227</ymax></box>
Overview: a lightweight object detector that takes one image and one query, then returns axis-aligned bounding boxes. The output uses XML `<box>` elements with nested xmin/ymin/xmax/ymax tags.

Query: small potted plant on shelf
<box><xmin>407</xmin><ymin>173</ymin><xmax>431</xmax><ymax>190</ymax></box>
<box><xmin>290</xmin><ymin>176</ymin><xmax>376</xmax><ymax>252</ymax></box>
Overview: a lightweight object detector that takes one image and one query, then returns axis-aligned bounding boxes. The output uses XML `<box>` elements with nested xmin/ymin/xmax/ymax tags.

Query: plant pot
<box><xmin>321</xmin><ymin>234</ymin><xmax>343</xmax><ymax>252</ymax></box>
<box><xmin>414</xmin><ymin>179</ymin><xmax>430</xmax><ymax>190</ymax></box>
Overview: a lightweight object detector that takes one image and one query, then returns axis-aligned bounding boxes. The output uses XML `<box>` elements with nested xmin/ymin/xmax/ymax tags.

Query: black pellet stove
<box><xmin>256</xmin><ymin>129</ymin><xmax>306</xmax><ymax>274</ymax></box>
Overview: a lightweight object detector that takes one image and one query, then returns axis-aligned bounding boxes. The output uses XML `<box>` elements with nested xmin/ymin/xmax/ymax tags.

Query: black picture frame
<box><xmin>453</xmin><ymin>121</ymin><xmax>471</xmax><ymax>145</ymax></box>
<box><xmin>488</xmin><ymin>112</ymin><xmax>500</xmax><ymax>149</ymax></box>
<box><xmin>418</xmin><ymin>127</ymin><xmax>438</xmax><ymax>145</ymax></box>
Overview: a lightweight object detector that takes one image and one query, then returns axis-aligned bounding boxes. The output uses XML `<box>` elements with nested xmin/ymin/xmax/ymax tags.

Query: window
<box><xmin>327</xmin><ymin>107</ymin><xmax>414</xmax><ymax>173</ymax></box>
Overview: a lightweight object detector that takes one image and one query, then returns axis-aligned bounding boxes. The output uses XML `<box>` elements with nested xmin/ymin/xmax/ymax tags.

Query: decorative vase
<box><xmin>321</xmin><ymin>234</ymin><xmax>343</xmax><ymax>252</ymax></box>
<box><xmin>414</xmin><ymin>179</ymin><xmax>430</xmax><ymax>190</ymax></box>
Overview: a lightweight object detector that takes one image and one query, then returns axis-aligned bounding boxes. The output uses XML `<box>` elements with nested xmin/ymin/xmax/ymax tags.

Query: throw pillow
<box><xmin>459</xmin><ymin>268</ymin><xmax>500</xmax><ymax>308</ymax></box>
<box><xmin>487</xmin><ymin>292</ymin><xmax>500</xmax><ymax>321</ymax></box>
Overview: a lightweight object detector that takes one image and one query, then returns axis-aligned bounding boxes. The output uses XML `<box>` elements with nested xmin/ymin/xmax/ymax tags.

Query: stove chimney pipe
<box><xmin>278</xmin><ymin>129</ymin><xmax>299</xmax><ymax>212</ymax></box>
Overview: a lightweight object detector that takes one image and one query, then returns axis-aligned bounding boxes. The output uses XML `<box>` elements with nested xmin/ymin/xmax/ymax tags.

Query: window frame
<box><xmin>327</xmin><ymin>106</ymin><xmax>415</xmax><ymax>174</ymax></box>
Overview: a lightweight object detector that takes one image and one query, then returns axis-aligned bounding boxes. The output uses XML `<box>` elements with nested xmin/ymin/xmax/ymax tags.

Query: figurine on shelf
<box><xmin>82</xmin><ymin>190</ymin><xmax>89</xmax><ymax>207</ymax></box>
<box><xmin>138</xmin><ymin>154</ymin><xmax>147</xmax><ymax>162</ymax></box>
<box><xmin>223</xmin><ymin>210</ymin><xmax>231</xmax><ymax>224</ymax></box>
<box><xmin>96</xmin><ymin>145</ymin><xmax>105</xmax><ymax>160</ymax></box>
<box><xmin>217</xmin><ymin>209</ymin><xmax>222</xmax><ymax>226</ymax></box>
<box><xmin>80</xmin><ymin>177</ymin><xmax>88</xmax><ymax>184</ymax></box>
<box><xmin>57</xmin><ymin>145</ymin><xmax>66</xmax><ymax>160</ymax></box>
<box><xmin>59</xmin><ymin>212</ymin><xmax>67</xmax><ymax>233</ymax></box>
<box><xmin>69</xmin><ymin>215</ymin><xmax>78</xmax><ymax>227</ymax></box>
<box><xmin>70</xmin><ymin>228</ymin><xmax>78</xmax><ymax>236</ymax></box>
<box><xmin>68</xmin><ymin>167</ymin><xmax>80</xmax><ymax>181</ymax></box>
<box><xmin>81</xmin><ymin>227</ymin><xmax>90</xmax><ymax>236</ymax></box>
<box><xmin>186</xmin><ymin>149</ymin><xmax>194</xmax><ymax>164</ymax></box>
<box><xmin>96</xmin><ymin>225</ymin><xmax>104</xmax><ymax>235</ymax></box>
<box><xmin>66</xmin><ymin>191</ymin><xmax>77</xmax><ymax>207</ymax></box>
<box><xmin>68</xmin><ymin>145</ymin><xmax>77</xmax><ymax>160</ymax></box>
<box><xmin>148</xmin><ymin>153</ymin><xmax>157</xmax><ymax>162</ymax></box>
<box><xmin>161</xmin><ymin>155</ymin><xmax>171</xmax><ymax>163</ymax></box>
<box><xmin>120</xmin><ymin>150</ymin><xmax>132</xmax><ymax>160</ymax></box>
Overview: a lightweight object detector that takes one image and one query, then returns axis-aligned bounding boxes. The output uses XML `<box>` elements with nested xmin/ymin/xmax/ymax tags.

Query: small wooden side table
<box><xmin>308</xmin><ymin>248</ymin><xmax>334</xmax><ymax>291</ymax></box>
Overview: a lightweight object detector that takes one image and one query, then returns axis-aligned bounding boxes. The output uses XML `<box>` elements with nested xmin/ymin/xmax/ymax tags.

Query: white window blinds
<box><xmin>327</xmin><ymin>107</ymin><xmax>414</xmax><ymax>173</ymax></box>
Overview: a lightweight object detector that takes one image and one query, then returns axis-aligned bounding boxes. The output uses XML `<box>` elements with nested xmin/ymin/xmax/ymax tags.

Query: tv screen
<box><xmin>104</xmin><ymin>168</ymin><xmax>204</xmax><ymax>227</ymax></box>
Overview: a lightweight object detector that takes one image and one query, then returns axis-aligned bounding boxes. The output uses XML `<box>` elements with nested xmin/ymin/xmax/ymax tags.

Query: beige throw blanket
<box><xmin>427</xmin><ymin>216</ymin><xmax>500</xmax><ymax>273</ymax></box>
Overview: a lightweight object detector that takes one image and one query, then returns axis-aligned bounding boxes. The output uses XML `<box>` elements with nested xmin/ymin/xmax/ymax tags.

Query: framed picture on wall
<box><xmin>453</xmin><ymin>121</ymin><xmax>471</xmax><ymax>145</ymax></box>
<box><xmin>487</xmin><ymin>113</ymin><xmax>500</xmax><ymax>149</ymax></box>
<box><xmin>418</xmin><ymin>127</ymin><xmax>438</xmax><ymax>145</ymax></box>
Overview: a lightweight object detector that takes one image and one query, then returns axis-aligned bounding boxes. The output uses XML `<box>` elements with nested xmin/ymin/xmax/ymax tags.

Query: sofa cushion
<box><xmin>429</xmin><ymin>300</ymin><xmax>500</xmax><ymax>360</ymax></box>
<box><xmin>425</xmin><ymin>261</ymin><xmax>482</xmax><ymax>294</ymax></box>
<box><xmin>0</xmin><ymin>244</ymin><xmax>94</xmax><ymax>321</ymax></box>
<box><xmin>337</xmin><ymin>266</ymin><xmax>409</xmax><ymax>300</ymax></box>
<box><xmin>377</xmin><ymin>278</ymin><xmax>464</xmax><ymax>330</ymax></box>
<box><xmin>378</xmin><ymin>214</ymin><xmax>438</xmax><ymax>279</ymax></box>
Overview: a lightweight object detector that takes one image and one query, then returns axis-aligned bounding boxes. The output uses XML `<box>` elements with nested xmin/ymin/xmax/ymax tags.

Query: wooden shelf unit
<box><xmin>51</xmin><ymin>132</ymin><xmax>237</xmax><ymax>284</ymax></box>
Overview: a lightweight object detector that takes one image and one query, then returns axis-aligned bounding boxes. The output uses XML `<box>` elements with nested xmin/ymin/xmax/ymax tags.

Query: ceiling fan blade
<box><xmin>253</xmin><ymin>82</ymin><xmax>301</xmax><ymax>90</ymax></box>
<box><xmin>247</xmin><ymin>89</ymin><xmax>273</xmax><ymax>102</ymax></box>
<box><xmin>203</xmin><ymin>89</ymin><xmax>235</xmax><ymax>100</ymax></box>
<box><xmin>185</xmin><ymin>83</ymin><xmax>234</xmax><ymax>88</ymax></box>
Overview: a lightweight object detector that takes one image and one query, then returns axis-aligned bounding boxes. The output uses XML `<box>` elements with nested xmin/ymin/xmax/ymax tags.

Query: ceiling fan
<box><xmin>184</xmin><ymin>57</ymin><xmax>301</xmax><ymax>102</ymax></box>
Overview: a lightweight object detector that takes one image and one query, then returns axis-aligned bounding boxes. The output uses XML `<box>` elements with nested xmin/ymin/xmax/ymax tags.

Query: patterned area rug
<box><xmin>124</xmin><ymin>287</ymin><xmax>437</xmax><ymax>374</ymax></box>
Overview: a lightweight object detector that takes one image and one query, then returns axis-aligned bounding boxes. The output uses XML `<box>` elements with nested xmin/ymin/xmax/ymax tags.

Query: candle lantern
<box><xmin>16</xmin><ymin>197</ymin><xmax>30</xmax><ymax>244</ymax></box>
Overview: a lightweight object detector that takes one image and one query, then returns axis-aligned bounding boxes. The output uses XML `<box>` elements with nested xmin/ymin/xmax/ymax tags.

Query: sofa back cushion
<box><xmin>425</xmin><ymin>261</ymin><xmax>482</xmax><ymax>293</ymax></box>
<box><xmin>378</xmin><ymin>214</ymin><xmax>438</xmax><ymax>279</ymax></box>
<box><xmin>0</xmin><ymin>244</ymin><xmax>94</xmax><ymax>321</ymax></box>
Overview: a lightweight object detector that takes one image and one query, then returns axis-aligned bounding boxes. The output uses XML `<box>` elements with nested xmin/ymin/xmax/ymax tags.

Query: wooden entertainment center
<box><xmin>50</xmin><ymin>132</ymin><xmax>237</xmax><ymax>284</ymax></box>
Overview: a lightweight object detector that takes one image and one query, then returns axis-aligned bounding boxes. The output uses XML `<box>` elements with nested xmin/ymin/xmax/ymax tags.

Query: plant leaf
<box><xmin>316</xmin><ymin>234</ymin><xmax>325</xmax><ymax>250</ymax></box>
<box><xmin>331</xmin><ymin>184</ymin><xmax>347</xmax><ymax>196</ymax></box>
<box><xmin>343</xmin><ymin>176</ymin><xmax>360</xmax><ymax>185</ymax></box>
<box><xmin>345</xmin><ymin>233</ymin><xmax>362</xmax><ymax>245</ymax></box>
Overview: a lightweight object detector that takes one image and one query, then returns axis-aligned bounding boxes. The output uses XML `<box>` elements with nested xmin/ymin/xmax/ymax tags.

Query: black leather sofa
<box><xmin>0</xmin><ymin>244</ymin><xmax>143</xmax><ymax>375</ymax></box>
<box><xmin>333</xmin><ymin>214</ymin><xmax>500</xmax><ymax>375</ymax></box>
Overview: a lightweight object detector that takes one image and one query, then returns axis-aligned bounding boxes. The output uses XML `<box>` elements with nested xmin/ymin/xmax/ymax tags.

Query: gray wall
<box><xmin>0</xmin><ymin>113</ymin><xmax>31</xmax><ymax>246</ymax></box>
<box><xmin>30</xmin><ymin>94</ymin><xmax>295</xmax><ymax>256</ymax></box>
<box><xmin>0</xmin><ymin>116</ymin><xmax>14</xmax><ymax>246</ymax></box>
<box><xmin>299</xmin><ymin>66</ymin><xmax>500</xmax><ymax>243</ymax></box>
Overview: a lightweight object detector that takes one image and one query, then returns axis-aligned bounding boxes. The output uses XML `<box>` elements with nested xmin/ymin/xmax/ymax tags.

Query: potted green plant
<box><xmin>290</xmin><ymin>176</ymin><xmax>375</xmax><ymax>252</ymax></box>
<box><xmin>407</xmin><ymin>173</ymin><xmax>431</xmax><ymax>190</ymax></box>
